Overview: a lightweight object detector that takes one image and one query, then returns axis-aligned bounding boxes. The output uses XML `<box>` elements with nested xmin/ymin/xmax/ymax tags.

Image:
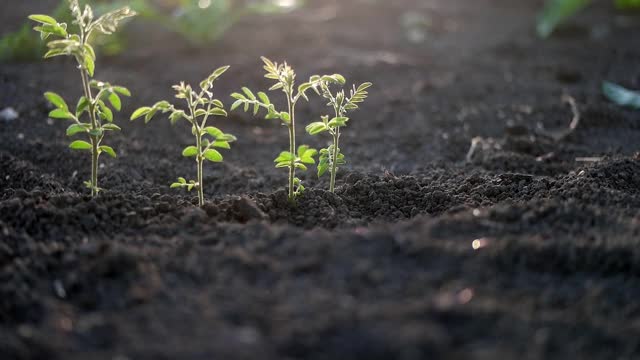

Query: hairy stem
<box><xmin>330</xmin><ymin>127</ymin><xmax>340</xmax><ymax>193</ymax></box>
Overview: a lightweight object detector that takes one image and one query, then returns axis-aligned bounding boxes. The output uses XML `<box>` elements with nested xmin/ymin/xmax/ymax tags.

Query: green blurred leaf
<box><xmin>69</xmin><ymin>140</ymin><xmax>92</xmax><ymax>150</ymax></box>
<box><xmin>537</xmin><ymin>0</ymin><xmax>591</xmax><ymax>38</ymax></box>
<box><xmin>602</xmin><ymin>81</ymin><xmax>640</xmax><ymax>109</ymax></box>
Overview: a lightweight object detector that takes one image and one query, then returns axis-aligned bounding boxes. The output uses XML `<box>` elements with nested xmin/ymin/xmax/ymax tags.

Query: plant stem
<box><xmin>196</xmin><ymin>133</ymin><xmax>204</xmax><ymax>207</ymax></box>
<box><xmin>79</xmin><ymin>67</ymin><xmax>99</xmax><ymax>197</ymax></box>
<box><xmin>330</xmin><ymin>127</ymin><xmax>340</xmax><ymax>193</ymax></box>
<box><xmin>287</xmin><ymin>100</ymin><xmax>296</xmax><ymax>202</ymax></box>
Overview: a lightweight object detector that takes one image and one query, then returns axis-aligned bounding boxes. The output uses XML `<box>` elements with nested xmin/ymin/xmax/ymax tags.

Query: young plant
<box><xmin>29</xmin><ymin>1</ymin><xmax>135</xmax><ymax>196</ymax></box>
<box><xmin>306</xmin><ymin>80</ymin><xmax>371</xmax><ymax>192</ymax></box>
<box><xmin>130</xmin><ymin>66</ymin><xmax>235</xmax><ymax>207</ymax></box>
<box><xmin>230</xmin><ymin>56</ymin><xmax>344</xmax><ymax>201</ymax></box>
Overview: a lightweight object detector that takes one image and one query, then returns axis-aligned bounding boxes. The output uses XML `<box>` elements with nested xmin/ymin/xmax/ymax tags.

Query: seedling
<box><xmin>29</xmin><ymin>1</ymin><xmax>135</xmax><ymax>196</ymax></box>
<box><xmin>130</xmin><ymin>66</ymin><xmax>235</xmax><ymax>207</ymax></box>
<box><xmin>230</xmin><ymin>57</ymin><xmax>344</xmax><ymax>201</ymax></box>
<box><xmin>306</xmin><ymin>80</ymin><xmax>371</xmax><ymax>192</ymax></box>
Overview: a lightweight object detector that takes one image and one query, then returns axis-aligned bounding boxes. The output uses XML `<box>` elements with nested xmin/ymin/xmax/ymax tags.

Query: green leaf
<box><xmin>49</xmin><ymin>109</ymin><xmax>73</xmax><ymax>119</ymax></box>
<box><xmin>28</xmin><ymin>14</ymin><xmax>57</xmax><ymax>25</ymax></box>
<box><xmin>269</xmin><ymin>83</ymin><xmax>284</xmax><ymax>91</ymax></box>
<box><xmin>44</xmin><ymin>92</ymin><xmax>68</xmax><ymax>110</ymax></box>
<box><xmin>170</xmin><ymin>183</ymin><xmax>183</xmax><ymax>189</ymax></box>
<box><xmin>89</xmin><ymin>7</ymin><xmax>136</xmax><ymax>35</ymax></box>
<box><xmin>203</xmin><ymin>149</ymin><xmax>223</xmax><ymax>162</ymax></box>
<box><xmin>212</xmin><ymin>140</ymin><xmax>230</xmax><ymax>149</ymax></box>
<box><xmin>89</xmin><ymin>128</ymin><xmax>103</xmax><ymax>137</ymax></box>
<box><xmin>108</xmin><ymin>93</ymin><xmax>121</xmax><ymax>111</ymax></box>
<box><xmin>76</xmin><ymin>96</ymin><xmax>90</xmax><ymax>116</ymax></box>
<box><xmin>84</xmin><ymin>55</ymin><xmax>95</xmax><ymax>77</ymax></box>
<box><xmin>131</xmin><ymin>107</ymin><xmax>152</xmax><ymax>120</ymax></box>
<box><xmin>84</xmin><ymin>44</ymin><xmax>96</xmax><ymax>61</ymax></box>
<box><xmin>205</xmin><ymin>126</ymin><xmax>224</xmax><ymax>138</ymax></box>
<box><xmin>616</xmin><ymin>0</ymin><xmax>640</xmax><ymax>9</ymax></box>
<box><xmin>113</xmin><ymin>86</ymin><xmax>131</xmax><ymax>97</ymax></box>
<box><xmin>295</xmin><ymin>163</ymin><xmax>308</xmax><ymax>171</ymax></box>
<box><xmin>178</xmin><ymin>177</ymin><xmax>187</xmax><ymax>184</ymax></box>
<box><xmin>306</xmin><ymin>122</ymin><xmax>327</xmax><ymax>135</ymax></box>
<box><xmin>328</xmin><ymin>116</ymin><xmax>348</xmax><ymax>128</ymax></box>
<box><xmin>102</xmin><ymin>123</ymin><xmax>121</xmax><ymax>131</ymax></box>
<box><xmin>98</xmin><ymin>102</ymin><xmax>113</xmax><ymax>122</ymax></box>
<box><xmin>280</xmin><ymin>112</ymin><xmax>291</xmax><ymax>123</ymax></box>
<box><xmin>230</xmin><ymin>100</ymin><xmax>244</xmax><ymax>111</ymax></box>
<box><xmin>317</xmin><ymin>162</ymin><xmax>329</xmax><ymax>178</ymax></box>
<box><xmin>536</xmin><ymin>0</ymin><xmax>591</xmax><ymax>38</ymax></box>
<box><xmin>209</xmin><ymin>108</ymin><xmax>227</xmax><ymax>117</ymax></box>
<box><xmin>242</xmin><ymin>87</ymin><xmax>257</xmax><ymax>100</ymax></box>
<box><xmin>66</xmin><ymin>123</ymin><xmax>89</xmax><ymax>136</ymax></box>
<box><xmin>602</xmin><ymin>81</ymin><xmax>640</xmax><ymax>109</ymax></box>
<box><xmin>69</xmin><ymin>140</ymin><xmax>92</xmax><ymax>150</ymax></box>
<box><xmin>99</xmin><ymin>145</ymin><xmax>116</xmax><ymax>158</ymax></box>
<box><xmin>182</xmin><ymin>146</ymin><xmax>198</xmax><ymax>157</ymax></box>
<box><xmin>169</xmin><ymin>110</ymin><xmax>185</xmax><ymax>124</ymax></box>
<box><xmin>230</xmin><ymin>92</ymin><xmax>246</xmax><ymax>100</ymax></box>
<box><xmin>258</xmin><ymin>92</ymin><xmax>270</xmax><ymax>105</ymax></box>
<box><xmin>274</xmin><ymin>151</ymin><xmax>295</xmax><ymax>163</ymax></box>
<box><xmin>212</xmin><ymin>99</ymin><xmax>224</xmax><ymax>108</ymax></box>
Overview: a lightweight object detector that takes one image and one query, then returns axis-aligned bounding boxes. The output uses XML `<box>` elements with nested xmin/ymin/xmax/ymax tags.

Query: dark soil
<box><xmin>2</xmin><ymin>0</ymin><xmax>640</xmax><ymax>359</ymax></box>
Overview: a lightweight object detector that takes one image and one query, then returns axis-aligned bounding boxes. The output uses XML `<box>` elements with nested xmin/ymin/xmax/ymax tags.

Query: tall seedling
<box><xmin>130</xmin><ymin>66</ymin><xmax>236</xmax><ymax>207</ymax></box>
<box><xmin>29</xmin><ymin>1</ymin><xmax>135</xmax><ymax>196</ymax></box>
<box><xmin>230</xmin><ymin>57</ymin><xmax>344</xmax><ymax>201</ymax></box>
<box><xmin>306</xmin><ymin>80</ymin><xmax>371</xmax><ymax>192</ymax></box>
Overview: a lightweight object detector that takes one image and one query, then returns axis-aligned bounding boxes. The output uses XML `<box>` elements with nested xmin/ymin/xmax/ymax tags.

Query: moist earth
<box><xmin>1</xmin><ymin>0</ymin><xmax>640</xmax><ymax>359</ymax></box>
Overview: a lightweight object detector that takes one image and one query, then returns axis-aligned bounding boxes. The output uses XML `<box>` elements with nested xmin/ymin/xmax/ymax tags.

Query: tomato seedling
<box><xmin>29</xmin><ymin>0</ymin><xmax>135</xmax><ymax>196</ymax></box>
<box><xmin>306</xmin><ymin>80</ymin><xmax>371</xmax><ymax>192</ymax></box>
<box><xmin>131</xmin><ymin>66</ymin><xmax>235</xmax><ymax>207</ymax></box>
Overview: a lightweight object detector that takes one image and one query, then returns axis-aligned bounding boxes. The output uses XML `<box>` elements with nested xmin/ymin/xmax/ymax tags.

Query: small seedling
<box><xmin>230</xmin><ymin>56</ymin><xmax>344</xmax><ymax>201</ymax></box>
<box><xmin>29</xmin><ymin>0</ymin><xmax>135</xmax><ymax>196</ymax></box>
<box><xmin>130</xmin><ymin>66</ymin><xmax>236</xmax><ymax>207</ymax></box>
<box><xmin>306</xmin><ymin>80</ymin><xmax>371</xmax><ymax>192</ymax></box>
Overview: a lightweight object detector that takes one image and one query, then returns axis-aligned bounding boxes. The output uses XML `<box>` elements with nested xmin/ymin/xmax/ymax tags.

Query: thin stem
<box><xmin>79</xmin><ymin>65</ymin><xmax>99</xmax><ymax>197</ymax></box>
<box><xmin>330</xmin><ymin>127</ymin><xmax>340</xmax><ymax>193</ymax></box>
<box><xmin>188</xmin><ymin>97</ymin><xmax>205</xmax><ymax>207</ymax></box>
<box><xmin>287</xmin><ymin>99</ymin><xmax>296</xmax><ymax>202</ymax></box>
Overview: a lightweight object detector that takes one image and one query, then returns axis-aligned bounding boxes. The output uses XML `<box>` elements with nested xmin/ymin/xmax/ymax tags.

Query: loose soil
<box><xmin>2</xmin><ymin>0</ymin><xmax>640</xmax><ymax>359</ymax></box>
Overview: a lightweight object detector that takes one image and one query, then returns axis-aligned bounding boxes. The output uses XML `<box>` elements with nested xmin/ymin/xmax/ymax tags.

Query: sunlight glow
<box><xmin>198</xmin><ymin>0</ymin><xmax>212</xmax><ymax>9</ymax></box>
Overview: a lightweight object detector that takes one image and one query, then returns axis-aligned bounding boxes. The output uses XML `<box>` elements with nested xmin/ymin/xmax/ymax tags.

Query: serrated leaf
<box><xmin>99</xmin><ymin>145</ymin><xmax>116</xmax><ymax>158</ymax></box>
<box><xmin>203</xmin><ymin>149</ymin><xmax>223</xmax><ymax>162</ymax></box>
<box><xmin>44</xmin><ymin>92</ymin><xmax>68</xmax><ymax>110</ymax></box>
<box><xmin>182</xmin><ymin>146</ymin><xmax>198</xmax><ymax>157</ymax></box>
<box><xmin>69</xmin><ymin>140</ymin><xmax>92</xmax><ymax>150</ymax></box>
